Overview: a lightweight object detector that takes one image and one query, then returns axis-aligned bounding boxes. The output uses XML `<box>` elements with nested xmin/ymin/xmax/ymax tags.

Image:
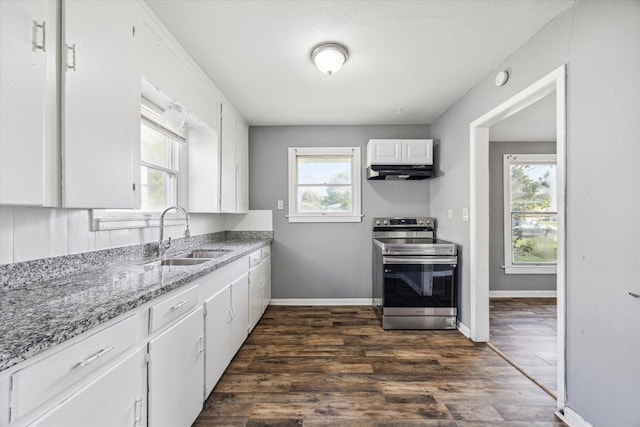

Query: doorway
<box><xmin>468</xmin><ymin>65</ymin><xmax>567</xmax><ymax>411</ymax></box>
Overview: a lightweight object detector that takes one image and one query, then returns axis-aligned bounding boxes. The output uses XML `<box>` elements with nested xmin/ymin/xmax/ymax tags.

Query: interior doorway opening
<box><xmin>468</xmin><ymin>65</ymin><xmax>567</xmax><ymax>411</ymax></box>
<box><xmin>485</xmin><ymin>92</ymin><xmax>559</xmax><ymax>398</ymax></box>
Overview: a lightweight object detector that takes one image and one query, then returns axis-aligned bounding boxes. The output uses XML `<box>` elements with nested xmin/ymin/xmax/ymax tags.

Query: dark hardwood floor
<box><xmin>489</xmin><ymin>298</ymin><xmax>557</xmax><ymax>396</ymax></box>
<box><xmin>194</xmin><ymin>305</ymin><xmax>564</xmax><ymax>426</ymax></box>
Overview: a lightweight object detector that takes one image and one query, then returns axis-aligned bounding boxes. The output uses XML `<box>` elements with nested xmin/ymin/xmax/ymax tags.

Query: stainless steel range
<box><xmin>372</xmin><ymin>217</ymin><xmax>458</xmax><ymax>330</ymax></box>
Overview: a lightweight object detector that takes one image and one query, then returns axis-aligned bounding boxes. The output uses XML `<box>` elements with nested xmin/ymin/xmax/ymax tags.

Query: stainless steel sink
<box><xmin>145</xmin><ymin>258</ymin><xmax>210</xmax><ymax>266</ymax></box>
<box><xmin>181</xmin><ymin>249</ymin><xmax>234</xmax><ymax>258</ymax></box>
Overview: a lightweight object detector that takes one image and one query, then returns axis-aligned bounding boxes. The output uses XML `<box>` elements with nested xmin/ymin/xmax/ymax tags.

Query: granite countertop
<box><xmin>0</xmin><ymin>238</ymin><xmax>270</xmax><ymax>371</ymax></box>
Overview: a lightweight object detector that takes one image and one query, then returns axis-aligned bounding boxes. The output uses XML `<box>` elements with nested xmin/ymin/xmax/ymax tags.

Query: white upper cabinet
<box><xmin>0</xmin><ymin>0</ymin><xmax>48</xmax><ymax>206</ymax></box>
<box><xmin>402</xmin><ymin>139</ymin><xmax>433</xmax><ymax>164</ymax></box>
<box><xmin>367</xmin><ymin>139</ymin><xmax>433</xmax><ymax>166</ymax></box>
<box><xmin>236</xmin><ymin>119</ymin><xmax>249</xmax><ymax>213</ymax></box>
<box><xmin>61</xmin><ymin>0</ymin><xmax>140</xmax><ymax>208</ymax></box>
<box><xmin>367</xmin><ymin>139</ymin><xmax>403</xmax><ymax>165</ymax></box>
<box><xmin>220</xmin><ymin>105</ymin><xmax>249</xmax><ymax>214</ymax></box>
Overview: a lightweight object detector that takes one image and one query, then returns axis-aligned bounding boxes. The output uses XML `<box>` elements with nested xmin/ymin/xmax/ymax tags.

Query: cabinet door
<box><xmin>148</xmin><ymin>307</ymin><xmax>204</xmax><ymax>427</ymax></box>
<box><xmin>0</xmin><ymin>0</ymin><xmax>47</xmax><ymax>205</ymax></box>
<box><xmin>204</xmin><ymin>285</ymin><xmax>231</xmax><ymax>397</ymax></box>
<box><xmin>236</xmin><ymin>120</ymin><xmax>249</xmax><ymax>213</ymax></box>
<box><xmin>248</xmin><ymin>263</ymin><xmax>263</xmax><ymax>332</ymax></box>
<box><xmin>219</xmin><ymin>104</ymin><xmax>237</xmax><ymax>213</ymax></box>
<box><xmin>401</xmin><ymin>139</ymin><xmax>433</xmax><ymax>165</ymax></box>
<box><xmin>262</xmin><ymin>255</ymin><xmax>271</xmax><ymax>314</ymax></box>
<box><xmin>230</xmin><ymin>273</ymin><xmax>249</xmax><ymax>356</ymax></box>
<box><xmin>368</xmin><ymin>139</ymin><xmax>402</xmax><ymax>165</ymax></box>
<box><xmin>29</xmin><ymin>350</ymin><xmax>145</xmax><ymax>427</ymax></box>
<box><xmin>188</xmin><ymin>126</ymin><xmax>220</xmax><ymax>213</ymax></box>
<box><xmin>62</xmin><ymin>0</ymin><xmax>140</xmax><ymax>208</ymax></box>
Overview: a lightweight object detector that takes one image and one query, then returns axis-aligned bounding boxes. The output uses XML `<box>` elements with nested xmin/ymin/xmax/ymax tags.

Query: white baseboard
<box><xmin>269</xmin><ymin>298</ymin><xmax>373</xmax><ymax>306</ymax></box>
<box><xmin>555</xmin><ymin>407</ymin><xmax>593</xmax><ymax>427</ymax></box>
<box><xmin>490</xmin><ymin>290</ymin><xmax>557</xmax><ymax>298</ymax></box>
<box><xmin>457</xmin><ymin>321</ymin><xmax>471</xmax><ymax>338</ymax></box>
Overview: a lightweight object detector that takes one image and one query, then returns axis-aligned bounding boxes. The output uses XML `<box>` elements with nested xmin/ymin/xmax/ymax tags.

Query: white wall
<box><xmin>429</xmin><ymin>1</ymin><xmax>640</xmax><ymax>425</ymax></box>
<box><xmin>0</xmin><ymin>206</ymin><xmax>227</xmax><ymax>264</ymax></box>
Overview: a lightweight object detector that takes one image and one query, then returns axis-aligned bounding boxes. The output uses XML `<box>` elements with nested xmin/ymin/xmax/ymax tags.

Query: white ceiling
<box><xmin>144</xmin><ymin>0</ymin><xmax>574</xmax><ymax>126</ymax></box>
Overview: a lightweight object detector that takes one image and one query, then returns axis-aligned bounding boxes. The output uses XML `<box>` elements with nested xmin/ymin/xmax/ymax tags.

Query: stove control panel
<box><xmin>373</xmin><ymin>217</ymin><xmax>434</xmax><ymax>228</ymax></box>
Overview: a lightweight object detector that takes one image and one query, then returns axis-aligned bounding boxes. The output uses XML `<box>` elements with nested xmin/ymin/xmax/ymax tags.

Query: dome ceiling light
<box><xmin>310</xmin><ymin>42</ymin><xmax>349</xmax><ymax>76</ymax></box>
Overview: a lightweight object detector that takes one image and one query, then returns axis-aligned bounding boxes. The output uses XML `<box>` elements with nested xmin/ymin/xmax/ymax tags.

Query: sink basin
<box><xmin>145</xmin><ymin>258</ymin><xmax>210</xmax><ymax>266</ymax></box>
<box><xmin>181</xmin><ymin>249</ymin><xmax>234</xmax><ymax>259</ymax></box>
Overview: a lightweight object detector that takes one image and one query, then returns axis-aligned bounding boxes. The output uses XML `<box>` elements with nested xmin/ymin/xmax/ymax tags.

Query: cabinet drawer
<box><xmin>249</xmin><ymin>250</ymin><xmax>261</xmax><ymax>268</ymax></box>
<box><xmin>149</xmin><ymin>285</ymin><xmax>199</xmax><ymax>334</ymax></box>
<box><xmin>9</xmin><ymin>315</ymin><xmax>138</xmax><ymax>422</ymax></box>
<box><xmin>261</xmin><ymin>246</ymin><xmax>270</xmax><ymax>260</ymax></box>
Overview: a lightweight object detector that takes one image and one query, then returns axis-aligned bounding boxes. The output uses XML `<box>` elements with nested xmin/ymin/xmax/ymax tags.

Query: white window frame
<box><xmin>503</xmin><ymin>153</ymin><xmax>557</xmax><ymax>274</ymax></box>
<box><xmin>91</xmin><ymin>100</ymin><xmax>187</xmax><ymax>231</ymax></box>
<box><xmin>287</xmin><ymin>147</ymin><xmax>362</xmax><ymax>223</ymax></box>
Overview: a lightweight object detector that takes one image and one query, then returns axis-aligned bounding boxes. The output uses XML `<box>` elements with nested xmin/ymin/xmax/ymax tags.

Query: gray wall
<box><xmin>489</xmin><ymin>141</ymin><xmax>556</xmax><ymax>292</ymax></box>
<box><xmin>429</xmin><ymin>1</ymin><xmax>640</xmax><ymax>425</ymax></box>
<box><xmin>249</xmin><ymin>125</ymin><xmax>430</xmax><ymax>299</ymax></box>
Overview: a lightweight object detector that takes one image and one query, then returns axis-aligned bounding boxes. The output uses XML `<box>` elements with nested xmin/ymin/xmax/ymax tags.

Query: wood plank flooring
<box><xmin>193</xmin><ymin>306</ymin><xmax>564</xmax><ymax>426</ymax></box>
<box><xmin>489</xmin><ymin>298</ymin><xmax>557</xmax><ymax>395</ymax></box>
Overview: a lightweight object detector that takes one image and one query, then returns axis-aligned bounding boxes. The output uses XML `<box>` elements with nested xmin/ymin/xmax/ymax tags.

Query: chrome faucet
<box><xmin>157</xmin><ymin>205</ymin><xmax>190</xmax><ymax>256</ymax></box>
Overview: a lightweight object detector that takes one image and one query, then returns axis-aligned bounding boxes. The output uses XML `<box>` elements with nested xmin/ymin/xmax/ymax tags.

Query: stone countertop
<box><xmin>0</xmin><ymin>238</ymin><xmax>270</xmax><ymax>371</ymax></box>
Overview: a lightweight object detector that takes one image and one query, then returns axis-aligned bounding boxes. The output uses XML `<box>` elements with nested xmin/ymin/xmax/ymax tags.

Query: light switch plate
<box><xmin>447</xmin><ymin>209</ymin><xmax>453</xmax><ymax>220</ymax></box>
<box><xmin>277</xmin><ymin>200</ymin><xmax>284</xmax><ymax>210</ymax></box>
<box><xmin>462</xmin><ymin>208</ymin><xmax>469</xmax><ymax>222</ymax></box>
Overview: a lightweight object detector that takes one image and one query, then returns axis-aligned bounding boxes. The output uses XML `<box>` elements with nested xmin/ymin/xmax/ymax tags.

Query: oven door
<box><xmin>382</xmin><ymin>256</ymin><xmax>457</xmax><ymax>314</ymax></box>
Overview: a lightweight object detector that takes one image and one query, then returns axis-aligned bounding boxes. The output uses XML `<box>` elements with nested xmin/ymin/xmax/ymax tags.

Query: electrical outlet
<box><xmin>277</xmin><ymin>200</ymin><xmax>284</xmax><ymax>210</ymax></box>
<box><xmin>462</xmin><ymin>208</ymin><xmax>469</xmax><ymax>222</ymax></box>
<box><xmin>447</xmin><ymin>209</ymin><xmax>453</xmax><ymax>220</ymax></box>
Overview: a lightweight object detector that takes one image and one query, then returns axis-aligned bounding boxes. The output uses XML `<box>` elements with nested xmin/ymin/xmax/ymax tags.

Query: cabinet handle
<box><xmin>134</xmin><ymin>397</ymin><xmax>143</xmax><ymax>426</ymax></box>
<box><xmin>169</xmin><ymin>299</ymin><xmax>189</xmax><ymax>311</ymax></box>
<box><xmin>66</xmin><ymin>43</ymin><xmax>76</xmax><ymax>71</ymax></box>
<box><xmin>32</xmin><ymin>21</ymin><xmax>46</xmax><ymax>52</ymax></box>
<box><xmin>226</xmin><ymin>308</ymin><xmax>233</xmax><ymax>323</ymax></box>
<box><xmin>75</xmin><ymin>345</ymin><xmax>116</xmax><ymax>368</ymax></box>
<box><xmin>198</xmin><ymin>336</ymin><xmax>205</xmax><ymax>354</ymax></box>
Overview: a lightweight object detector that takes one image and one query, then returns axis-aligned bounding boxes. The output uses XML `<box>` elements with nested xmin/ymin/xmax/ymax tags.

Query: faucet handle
<box><xmin>167</xmin><ymin>237</ymin><xmax>172</xmax><ymax>249</ymax></box>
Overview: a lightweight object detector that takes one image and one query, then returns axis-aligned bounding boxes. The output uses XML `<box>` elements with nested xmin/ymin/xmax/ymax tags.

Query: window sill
<box><xmin>288</xmin><ymin>214</ymin><xmax>362</xmax><ymax>223</ymax></box>
<box><xmin>504</xmin><ymin>265</ymin><xmax>557</xmax><ymax>275</ymax></box>
<box><xmin>90</xmin><ymin>210</ymin><xmax>184</xmax><ymax>231</ymax></box>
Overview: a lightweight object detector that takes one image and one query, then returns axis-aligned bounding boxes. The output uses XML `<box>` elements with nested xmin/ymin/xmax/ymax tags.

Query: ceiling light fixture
<box><xmin>311</xmin><ymin>42</ymin><xmax>349</xmax><ymax>76</ymax></box>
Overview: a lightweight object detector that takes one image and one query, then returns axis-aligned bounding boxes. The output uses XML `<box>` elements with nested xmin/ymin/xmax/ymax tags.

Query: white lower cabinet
<box><xmin>29</xmin><ymin>350</ymin><xmax>145</xmax><ymax>427</ymax></box>
<box><xmin>262</xmin><ymin>252</ymin><xmax>271</xmax><ymax>314</ymax></box>
<box><xmin>230</xmin><ymin>273</ymin><xmax>249</xmax><ymax>356</ymax></box>
<box><xmin>204</xmin><ymin>285</ymin><xmax>231</xmax><ymax>397</ymax></box>
<box><xmin>248</xmin><ymin>250</ymin><xmax>263</xmax><ymax>332</ymax></box>
<box><xmin>148</xmin><ymin>306</ymin><xmax>205</xmax><ymax>427</ymax></box>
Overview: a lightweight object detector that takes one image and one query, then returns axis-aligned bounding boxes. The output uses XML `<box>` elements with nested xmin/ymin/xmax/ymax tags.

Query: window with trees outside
<box><xmin>140</xmin><ymin>104</ymin><xmax>184</xmax><ymax>211</ymax></box>
<box><xmin>288</xmin><ymin>147</ymin><xmax>362</xmax><ymax>223</ymax></box>
<box><xmin>503</xmin><ymin>154</ymin><xmax>557</xmax><ymax>274</ymax></box>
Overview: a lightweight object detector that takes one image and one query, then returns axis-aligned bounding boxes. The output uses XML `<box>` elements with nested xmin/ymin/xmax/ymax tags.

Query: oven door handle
<box><xmin>383</xmin><ymin>256</ymin><xmax>458</xmax><ymax>265</ymax></box>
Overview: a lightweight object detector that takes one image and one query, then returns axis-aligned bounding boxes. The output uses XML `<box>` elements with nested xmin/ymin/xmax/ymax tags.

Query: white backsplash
<box><xmin>0</xmin><ymin>206</ymin><xmax>225</xmax><ymax>265</ymax></box>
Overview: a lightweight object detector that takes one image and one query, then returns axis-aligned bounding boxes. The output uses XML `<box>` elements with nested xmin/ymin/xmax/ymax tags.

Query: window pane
<box><xmin>141</xmin><ymin>166</ymin><xmax>176</xmax><ymax>211</ymax></box>
<box><xmin>510</xmin><ymin>164</ymin><xmax>556</xmax><ymax>212</ymax></box>
<box><xmin>511</xmin><ymin>213</ymin><xmax>557</xmax><ymax>264</ymax></box>
<box><xmin>141</xmin><ymin>124</ymin><xmax>173</xmax><ymax>168</ymax></box>
<box><xmin>297</xmin><ymin>156</ymin><xmax>351</xmax><ymax>185</ymax></box>
<box><xmin>297</xmin><ymin>186</ymin><xmax>352</xmax><ymax>212</ymax></box>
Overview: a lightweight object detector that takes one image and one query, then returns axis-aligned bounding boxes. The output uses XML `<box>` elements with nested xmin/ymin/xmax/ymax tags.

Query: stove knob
<box><xmin>418</xmin><ymin>219</ymin><xmax>424</xmax><ymax>225</ymax></box>
<box><xmin>383</xmin><ymin>219</ymin><xmax>389</xmax><ymax>225</ymax></box>
<box><xmin>375</xmin><ymin>219</ymin><xmax>381</xmax><ymax>225</ymax></box>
